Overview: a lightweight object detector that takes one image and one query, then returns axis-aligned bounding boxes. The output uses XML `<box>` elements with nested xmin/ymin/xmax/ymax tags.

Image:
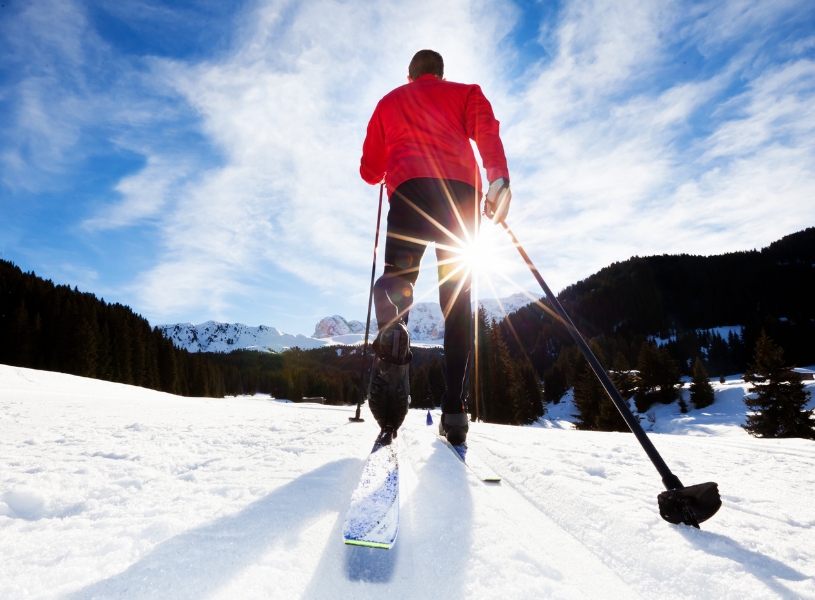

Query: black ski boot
<box><xmin>439</xmin><ymin>412</ymin><xmax>468</xmax><ymax>445</ymax></box>
<box><xmin>369</xmin><ymin>321</ymin><xmax>412</xmax><ymax>435</ymax></box>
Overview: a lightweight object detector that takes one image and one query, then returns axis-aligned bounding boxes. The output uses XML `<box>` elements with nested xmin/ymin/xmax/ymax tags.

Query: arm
<box><xmin>464</xmin><ymin>85</ymin><xmax>509</xmax><ymax>184</ymax></box>
<box><xmin>360</xmin><ymin>103</ymin><xmax>387</xmax><ymax>185</ymax></box>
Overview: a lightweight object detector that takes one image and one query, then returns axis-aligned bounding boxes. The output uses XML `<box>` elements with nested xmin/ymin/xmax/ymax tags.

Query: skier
<box><xmin>360</xmin><ymin>49</ymin><xmax>511</xmax><ymax>444</ymax></box>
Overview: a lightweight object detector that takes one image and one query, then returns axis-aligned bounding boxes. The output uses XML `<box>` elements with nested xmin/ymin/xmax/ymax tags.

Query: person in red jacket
<box><xmin>360</xmin><ymin>49</ymin><xmax>511</xmax><ymax>444</ymax></box>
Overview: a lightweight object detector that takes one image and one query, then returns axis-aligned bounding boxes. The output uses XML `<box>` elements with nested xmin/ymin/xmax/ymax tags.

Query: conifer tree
<box><xmin>610</xmin><ymin>351</ymin><xmax>635</xmax><ymax>401</ymax></box>
<box><xmin>634</xmin><ymin>342</ymin><xmax>682</xmax><ymax>412</ymax></box>
<box><xmin>514</xmin><ymin>352</ymin><xmax>545</xmax><ymax>424</ymax></box>
<box><xmin>634</xmin><ymin>342</ymin><xmax>661</xmax><ymax>412</ymax></box>
<box><xmin>573</xmin><ymin>342</ymin><xmax>628</xmax><ymax>432</ymax></box>
<box><xmin>689</xmin><ymin>357</ymin><xmax>715</xmax><ymax>409</ymax></box>
<box><xmin>410</xmin><ymin>365</ymin><xmax>432</xmax><ymax>409</ymax></box>
<box><xmin>572</xmin><ymin>341</ymin><xmax>606</xmax><ymax>430</ymax></box>
<box><xmin>543</xmin><ymin>363</ymin><xmax>568</xmax><ymax>403</ymax></box>
<box><xmin>743</xmin><ymin>331</ymin><xmax>814</xmax><ymax>439</ymax></box>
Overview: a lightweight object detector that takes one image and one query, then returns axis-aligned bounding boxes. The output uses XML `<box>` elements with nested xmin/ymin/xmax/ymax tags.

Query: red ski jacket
<box><xmin>360</xmin><ymin>75</ymin><xmax>509</xmax><ymax>196</ymax></box>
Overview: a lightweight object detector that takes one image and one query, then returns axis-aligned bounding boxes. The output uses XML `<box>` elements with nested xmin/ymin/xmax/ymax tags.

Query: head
<box><xmin>408</xmin><ymin>49</ymin><xmax>444</xmax><ymax>81</ymax></box>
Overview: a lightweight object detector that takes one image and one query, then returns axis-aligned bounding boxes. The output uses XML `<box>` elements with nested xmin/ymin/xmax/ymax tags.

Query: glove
<box><xmin>484</xmin><ymin>178</ymin><xmax>511</xmax><ymax>224</ymax></box>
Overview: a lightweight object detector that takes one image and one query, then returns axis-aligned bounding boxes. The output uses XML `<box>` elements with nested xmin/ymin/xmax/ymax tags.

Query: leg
<box><xmin>431</xmin><ymin>180</ymin><xmax>478</xmax><ymax>415</ymax></box>
<box><xmin>373</xmin><ymin>184</ymin><xmax>428</xmax><ymax>328</ymax></box>
<box><xmin>437</xmin><ymin>244</ymin><xmax>473</xmax><ymax>414</ymax></box>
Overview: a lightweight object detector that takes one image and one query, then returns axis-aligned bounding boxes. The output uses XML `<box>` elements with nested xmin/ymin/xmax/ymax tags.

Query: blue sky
<box><xmin>2</xmin><ymin>0</ymin><xmax>814</xmax><ymax>336</ymax></box>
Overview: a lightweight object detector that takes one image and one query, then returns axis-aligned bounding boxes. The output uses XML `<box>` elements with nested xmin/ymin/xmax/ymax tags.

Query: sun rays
<box><xmin>375</xmin><ymin>183</ymin><xmax>547</xmax><ymax>421</ymax></box>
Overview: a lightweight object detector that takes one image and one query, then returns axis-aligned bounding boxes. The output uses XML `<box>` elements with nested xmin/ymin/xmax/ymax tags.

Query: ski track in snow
<box><xmin>1</xmin><ymin>364</ymin><xmax>814</xmax><ymax>599</ymax></box>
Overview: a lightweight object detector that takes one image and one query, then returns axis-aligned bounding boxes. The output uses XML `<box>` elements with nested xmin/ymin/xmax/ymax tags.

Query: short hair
<box><xmin>409</xmin><ymin>50</ymin><xmax>444</xmax><ymax>80</ymax></box>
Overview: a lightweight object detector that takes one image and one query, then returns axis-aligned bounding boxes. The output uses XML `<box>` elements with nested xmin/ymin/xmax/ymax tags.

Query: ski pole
<box><xmin>350</xmin><ymin>183</ymin><xmax>385</xmax><ymax>422</ymax></box>
<box><xmin>500</xmin><ymin>220</ymin><xmax>721</xmax><ymax>527</ymax></box>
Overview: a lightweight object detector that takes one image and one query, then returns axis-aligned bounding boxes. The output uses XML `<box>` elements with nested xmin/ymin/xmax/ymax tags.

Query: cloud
<box><xmin>124</xmin><ymin>0</ymin><xmax>517</xmax><ymax>321</ymax></box>
<box><xmin>3</xmin><ymin>0</ymin><xmax>814</xmax><ymax>333</ymax></box>
<box><xmin>82</xmin><ymin>156</ymin><xmax>191</xmax><ymax>230</ymax></box>
<box><xmin>492</xmin><ymin>0</ymin><xmax>815</xmax><ymax>295</ymax></box>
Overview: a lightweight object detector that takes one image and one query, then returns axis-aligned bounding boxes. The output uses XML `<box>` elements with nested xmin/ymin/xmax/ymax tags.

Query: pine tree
<box><xmin>634</xmin><ymin>342</ymin><xmax>661</xmax><ymax>412</ymax></box>
<box><xmin>514</xmin><ymin>353</ymin><xmax>545</xmax><ymax>424</ymax></box>
<box><xmin>572</xmin><ymin>341</ymin><xmax>606</xmax><ymax>430</ymax></box>
<box><xmin>572</xmin><ymin>342</ymin><xmax>628</xmax><ymax>432</ymax></box>
<box><xmin>610</xmin><ymin>351</ymin><xmax>635</xmax><ymax>401</ymax></box>
<box><xmin>486</xmin><ymin>319</ymin><xmax>517</xmax><ymax>424</ymax></box>
<box><xmin>634</xmin><ymin>342</ymin><xmax>682</xmax><ymax>412</ymax></box>
<box><xmin>689</xmin><ymin>357</ymin><xmax>715</xmax><ymax>409</ymax></box>
<box><xmin>543</xmin><ymin>363</ymin><xmax>568</xmax><ymax>404</ymax></box>
<box><xmin>743</xmin><ymin>331</ymin><xmax>814</xmax><ymax>439</ymax></box>
<box><xmin>410</xmin><ymin>365</ymin><xmax>432</xmax><ymax>409</ymax></box>
<box><xmin>426</xmin><ymin>358</ymin><xmax>447</xmax><ymax>407</ymax></box>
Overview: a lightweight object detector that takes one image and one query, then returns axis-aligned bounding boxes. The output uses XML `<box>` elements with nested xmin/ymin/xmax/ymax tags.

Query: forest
<box><xmin>0</xmin><ymin>260</ymin><xmax>356</xmax><ymax>402</ymax></box>
<box><xmin>2</xmin><ymin>227</ymin><xmax>813</xmax><ymax>428</ymax></box>
<box><xmin>499</xmin><ymin>227</ymin><xmax>815</xmax><ymax>386</ymax></box>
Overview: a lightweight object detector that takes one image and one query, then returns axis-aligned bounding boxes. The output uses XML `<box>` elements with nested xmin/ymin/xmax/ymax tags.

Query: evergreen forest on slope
<box><xmin>1</xmin><ymin>227</ymin><xmax>813</xmax><ymax>425</ymax></box>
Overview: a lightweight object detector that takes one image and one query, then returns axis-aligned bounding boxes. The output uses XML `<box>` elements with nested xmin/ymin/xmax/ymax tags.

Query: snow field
<box><xmin>1</xmin><ymin>364</ymin><xmax>814</xmax><ymax>599</ymax></box>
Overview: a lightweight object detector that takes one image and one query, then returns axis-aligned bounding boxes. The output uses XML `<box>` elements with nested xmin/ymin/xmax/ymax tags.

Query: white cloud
<box><xmin>126</xmin><ymin>0</ymin><xmax>517</xmax><ymax>322</ymax></box>
<box><xmin>82</xmin><ymin>156</ymin><xmax>191</xmax><ymax>230</ymax></box>
<box><xmin>490</xmin><ymin>0</ymin><xmax>815</xmax><ymax>296</ymax></box>
<box><xmin>5</xmin><ymin>0</ymin><xmax>814</xmax><ymax>333</ymax></box>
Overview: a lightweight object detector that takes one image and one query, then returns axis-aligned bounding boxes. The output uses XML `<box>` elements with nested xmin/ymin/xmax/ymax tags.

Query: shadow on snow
<box><xmin>64</xmin><ymin>458</ymin><xmax>362</xmax><ymax>599</ymax></box>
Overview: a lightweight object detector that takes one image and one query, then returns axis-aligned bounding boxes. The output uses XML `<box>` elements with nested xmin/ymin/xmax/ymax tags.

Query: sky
<box><xmin>1</xmin><ymin>0</ymin><xmax>814</xmax><ymax>336</ymax></box>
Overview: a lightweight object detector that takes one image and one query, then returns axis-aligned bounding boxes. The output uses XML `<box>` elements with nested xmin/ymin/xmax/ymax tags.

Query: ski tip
<box><xmin>344</xmin><ymin>538</ymin><xmax>394</xmax><ymax>550</ymax></box>
<box><xmin>426</xmin><ymin>410</ymin><xmax>433</xmax><ymax>426</ymax></box>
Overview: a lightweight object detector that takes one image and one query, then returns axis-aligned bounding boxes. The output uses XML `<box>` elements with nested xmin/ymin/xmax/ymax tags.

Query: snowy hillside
<box><xmin>2</xmin><ymin>364</ymin><xmax>814</xmax><ymax>599</ymax></box>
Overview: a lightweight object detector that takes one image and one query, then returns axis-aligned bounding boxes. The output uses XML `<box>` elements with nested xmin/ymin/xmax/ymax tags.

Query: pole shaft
<box><xmin>354</xmin><ymin>183</ymin><xmax>385</xmax><ymax>418</ymax></box>
<box><xmin>501</xmin><ymin>222</ymin><xmax>683</xmax><ymax>491</ymax></box>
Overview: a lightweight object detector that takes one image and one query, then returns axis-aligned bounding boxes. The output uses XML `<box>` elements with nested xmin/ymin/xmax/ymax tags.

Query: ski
<box><xmin>343</xmin><ymin>428</ymin><xmax>399</xmax><ymax>549</ymax></box>
<box><xmin>437</xmin><ymin>434</ymin><xmax>501</xmax><ymax>482</ymax></box>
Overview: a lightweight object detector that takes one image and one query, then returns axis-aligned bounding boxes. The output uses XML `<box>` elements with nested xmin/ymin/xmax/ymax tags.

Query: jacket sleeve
<box><xmin>464</xmin><ymin>85</ymin><xmax>510</xmax><ymax>184</ymax></box>
<box><xmin>360</xmin><ymin>102</ymin><xmax>386</xmax><ymax>185</ymax></box>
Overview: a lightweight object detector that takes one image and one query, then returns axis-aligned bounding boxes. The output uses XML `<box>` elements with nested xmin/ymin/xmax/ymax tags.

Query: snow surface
<box><xmin>2</xmin><ymin>364</ymin><xmax>814</xmax><ymax>599</ymax></box>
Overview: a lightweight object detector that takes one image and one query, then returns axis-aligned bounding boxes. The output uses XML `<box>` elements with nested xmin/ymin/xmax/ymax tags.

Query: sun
<box><xmin>458</xmin><ymin>228</ymin><xmax>502</xmax><ymax>277</ymax></box>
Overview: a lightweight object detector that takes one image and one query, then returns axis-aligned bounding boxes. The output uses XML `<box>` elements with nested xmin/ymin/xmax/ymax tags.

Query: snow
<box><xmin>539</xmin><ymin>372</ymin><xmax>815</xmax><ymax>437</ymax></box>
<box><xmin>313</xmin><ymin>316</ymin><xmax>370</xmax><ymax>339</ymax></box>
<box><xmin>158</xmin><ymin>321</ymin><xmax>330</xmax><ymax>353</ymax></box>
<box><xmin>700</xmin><ymin>325</ymin><xmax>744</xmax><ymax>340</ymax></box>
<box><xmin>478</xmin><ymin>291</ymin><xmax>537</xmax><ymax>323</ymax></box>
<box><xmin>160</xmin><ymin>294</ymin><xmax>538</xmax><ymax>354</ymax></box>
<box><xmin>648</xmin><ymin>325</ymin><xmax>745</xmax><ymax>348</ymax></box>
<box><xmin>2</xmin><ymin>364</ymin><xmax>815</xmax><ymax>599</ymax></box>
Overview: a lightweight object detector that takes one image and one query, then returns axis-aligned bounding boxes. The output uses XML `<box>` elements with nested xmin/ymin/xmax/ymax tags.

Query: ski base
<box><xmin>343</xmin><ymin>429</ymin><xmax>399</xmax><ymax>549</ymax></box>
<box><xmin>438</xmin><ymin>434</ymin><xmax>501</xmax><ymax>482</ymax></box>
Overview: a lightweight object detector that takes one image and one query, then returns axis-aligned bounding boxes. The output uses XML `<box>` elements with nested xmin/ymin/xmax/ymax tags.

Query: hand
<box><xmin>484</xmin><ymin>178</ymin><xmax>511</xmax><ymax>224</ymax></box>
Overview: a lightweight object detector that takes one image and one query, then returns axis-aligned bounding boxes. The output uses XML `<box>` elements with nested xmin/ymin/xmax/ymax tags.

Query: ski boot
<box><xmin>439</xmin><ymin>412</ymin><xmax>469</xmax><ymax>445</ymax></box>
<box><xmin>369</xmin><ymin>321</ymin><xmax>412</xmax><ymax>436</ymax></box>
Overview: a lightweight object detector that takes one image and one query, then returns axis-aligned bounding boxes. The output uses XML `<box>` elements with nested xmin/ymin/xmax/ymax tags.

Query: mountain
<box><xmin>160</xmin><ymin>293</ymin><xmax>540</xmax><ymax>354</ymax></box>
<box><xmin>312</xmin><ymin>315</ymin><xmax>370</xmax><ymax>338</ymax></box>
<box><xmin>503</xmin><ymin>227</ymin><xmax>815</xmax><ymax>377</ymax></box>
<box><xmin>479</xmin><ymin>292</ymin><xmax>536</xmax><ymax>323</ymax></box>
<box><xmin>158</xmin><ymin>321</ymin><xmax>330</xmax><ymax>353</ymax></box>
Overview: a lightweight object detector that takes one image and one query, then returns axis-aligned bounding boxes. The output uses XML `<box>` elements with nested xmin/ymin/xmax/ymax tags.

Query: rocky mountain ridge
<box><xmin>160</xmin><ymin>292</ymin><xmax>536</xmax><ymax>353</ymax></box>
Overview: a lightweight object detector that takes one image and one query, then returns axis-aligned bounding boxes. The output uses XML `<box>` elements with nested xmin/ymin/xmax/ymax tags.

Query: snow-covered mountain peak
<box><xmin>313</xmin><ymin>315</ymin><xmax>372</xmax><ymax>339</ymax></box>
<box><xmin>158</xmin><ymin>321</ymin><xmax>327</xmax><ymax>353</ymax></box>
